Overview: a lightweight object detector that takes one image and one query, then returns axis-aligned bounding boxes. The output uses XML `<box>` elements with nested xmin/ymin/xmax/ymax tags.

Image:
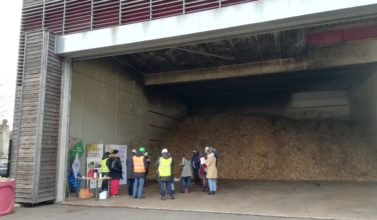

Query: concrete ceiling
<box><xmin>109</xmin><ymin>21</ymin><xmax>377</xmax><ymax>105</ymax></box>
<box><xmin>114</xmin><ymin>29</ymin><xmax>306</xmax><ymax>74</ymax></box>
<box><xmin>148</xmin><ymin>64</ymin><xmax>377</xmax><ymax>105</ymax></box>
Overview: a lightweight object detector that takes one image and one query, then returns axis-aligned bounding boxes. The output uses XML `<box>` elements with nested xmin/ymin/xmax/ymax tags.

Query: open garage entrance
<box><xmin>63</xmin><ymin>24</ymin><xmax>377</xmax><ymax>219</ymax></box>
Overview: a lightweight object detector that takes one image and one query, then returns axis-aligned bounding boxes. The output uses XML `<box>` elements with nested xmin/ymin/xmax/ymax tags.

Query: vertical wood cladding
<box><xmin>11</xmin><ymin>30</ymin><xmax>62</xmax><ymax>204</ymax></box>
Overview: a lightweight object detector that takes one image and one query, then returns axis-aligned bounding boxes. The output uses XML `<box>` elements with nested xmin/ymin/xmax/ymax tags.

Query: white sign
<box><xmin>72</xmin><ymin>152</ymin><xmax>80</xmax><ymax>178</ymax></box>
<box><xmin>86</xmin><ymin>144</ymin><xmax>103</xmax><ymax>189</ymax></box>
<box><xmin>119</xmin><ymin>145</ymin><xmax>127</xmax><ymax>185</ymax></box>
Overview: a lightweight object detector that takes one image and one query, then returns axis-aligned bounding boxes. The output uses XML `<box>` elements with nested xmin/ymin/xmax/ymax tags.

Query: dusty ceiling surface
<box><xmin>112</xmin><ymin>19</ymin><xmax>377</xmax><ymax>75</ymax></box>
<box><xmin>114</xmin><ymin>29</ymin><xmax>306</xmax><ymax>74</ymax></box>
<box><xmin>108</xmin><ymin>20</ymin><xmax>377</xmax><ymax>105</ymax></box>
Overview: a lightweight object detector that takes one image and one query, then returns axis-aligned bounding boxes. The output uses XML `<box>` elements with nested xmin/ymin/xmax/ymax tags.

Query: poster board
<box><xmin>86</xmin><ymin>144</ymin><xmax>103</xmax><ymax>189</ymax></box>
<box><xmin>105</xmin><ymin>145</ymin><xmax>128</xmax><ymax>185</ymax></box>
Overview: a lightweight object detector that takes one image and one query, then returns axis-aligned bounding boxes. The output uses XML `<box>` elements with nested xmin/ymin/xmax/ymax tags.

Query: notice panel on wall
<box><xmin>105</xmin><ymin>145</ymin><xmax>128</xmax><ymax>185</ymax></box>
<box><xmin>86</xmin><ymin>144</ymin><xmax>103</xmax><ymax>189</ymax></box>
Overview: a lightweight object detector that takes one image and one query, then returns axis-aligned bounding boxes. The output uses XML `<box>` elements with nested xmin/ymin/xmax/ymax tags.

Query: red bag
<box><xmin>199</xmin><ymin>165</ymin><xmax>206</xmax><ymax>175</ymax></box>
<box><xmin>87</xmin><ymin>168</ymin><xmax>94</xmax><ymax>177</ymax></box>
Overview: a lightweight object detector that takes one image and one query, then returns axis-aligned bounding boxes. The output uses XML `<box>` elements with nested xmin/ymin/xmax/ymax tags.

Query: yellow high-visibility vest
<box><xmin>101</xmin><ymin>158</ymin><xmax>109</xmax><ymax>173</ymax></box>
<box><xmin>133</xmin><ymin>156</ymin><xmax>146</xmax><ymax>173</ymax></box>
<box><xmin>158</xmin><ymin>157</ymin><xmax>172</xmax><ymax>177</ymax></box>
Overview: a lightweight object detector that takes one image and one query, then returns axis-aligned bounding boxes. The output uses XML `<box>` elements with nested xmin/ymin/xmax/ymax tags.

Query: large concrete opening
<box><xmin>65</xmin><ymin>25</ymin><xmax>377</xmax><ymax>219</ymax></box>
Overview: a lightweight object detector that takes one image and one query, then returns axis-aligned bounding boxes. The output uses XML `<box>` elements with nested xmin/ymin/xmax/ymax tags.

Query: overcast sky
<box><xmin>0</xmin><ymin>1</ymin><xmax>22</xmax><ymax>129</ymax></box>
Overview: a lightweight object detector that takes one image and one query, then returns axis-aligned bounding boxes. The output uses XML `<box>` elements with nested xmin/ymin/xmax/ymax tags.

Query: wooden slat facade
<box><xmin>10</xmin><ymin>30</ymin><xmax>62</xmax><ymax>204</ymax></box>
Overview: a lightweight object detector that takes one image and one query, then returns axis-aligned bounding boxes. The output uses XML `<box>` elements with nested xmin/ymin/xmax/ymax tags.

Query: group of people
<box><xmin>100</xmin><ymin>147</ymin><xmax>150</xmax><ymax>197</ymax></box>
<box><xmin>100</xmin><ymin>145</ymin><xmax>219</xmax><ymax>200</ymax></box>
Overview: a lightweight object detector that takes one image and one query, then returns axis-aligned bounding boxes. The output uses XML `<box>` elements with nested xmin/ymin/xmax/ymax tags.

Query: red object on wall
<box><xmin>307</xmin><ymin>31</ymin><xmax>342</xmax><ymax>46</ymax></box>
<box><xmin>342</xmin><ymin>26</ymin><xmax>377</xmax><ymax>41</ymax></box>
<box><xmin>307</xmin><ymin>25</ymin><xmax>377</xmax><ymax>46</ymax></box>
<box><xmin>0</xmin><ymin>179</ymin><xmax>15</xmax><ymax>216</ymax></box>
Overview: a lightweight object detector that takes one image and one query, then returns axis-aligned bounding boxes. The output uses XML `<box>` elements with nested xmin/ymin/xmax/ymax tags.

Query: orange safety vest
<box><xmin>133</xmin><ymin>156</ymin><xmax>145</xmax><ymax>173</ymax></box>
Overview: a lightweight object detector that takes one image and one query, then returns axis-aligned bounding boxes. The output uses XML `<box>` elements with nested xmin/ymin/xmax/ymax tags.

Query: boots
<box><xmin>208</xmin><ymin>191</ymin><xmax>216</xmax><ymax>195</ymax></box>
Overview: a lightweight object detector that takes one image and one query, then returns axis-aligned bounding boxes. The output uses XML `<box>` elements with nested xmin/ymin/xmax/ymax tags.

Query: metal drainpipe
<box><xmin>91</xmin><ymin>0</ymin><xmax>94</xmax><ymax>30</ymax></box>
<box><xmin>150</xmin><ymin>0</ymin><xmax>152</xmax><ymax>20</ymax></box>
<box><xmin>42</xmin><ymin>0</ymin><xmax>46</xmax><ymax>30</ymax></box>
<box><xmin>62</xmin><ymin>0</ymin><xmax>66</xmax><ymax>35</ymax></box>
<box><xmin>183</xmin><ymin>0</ymin><xmax>185</xmax><ymax>15</ymax></box>
<box><xmin>119</xmin><ymin>0</ymin><xmax>122</xmax><ymax>25</ymax></box>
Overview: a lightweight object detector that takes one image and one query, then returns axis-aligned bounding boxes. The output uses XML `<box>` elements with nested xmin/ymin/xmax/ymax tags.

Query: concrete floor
<box><xmin>2</xmin><ymin>205</ymin><xmax>307</xmax><ymax>220</ymax></box>
<box><xmin>63</xmin><ymin>180</ymin><xmax>377</xmax><ymax>220</ymax></box>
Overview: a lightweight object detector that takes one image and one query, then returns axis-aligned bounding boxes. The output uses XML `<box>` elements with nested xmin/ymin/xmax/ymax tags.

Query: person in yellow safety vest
<box><xmin>156</xmin><ymin>148</ymin><xmax>174</xmax><ymax>200</ymax></box>
<box><xmin>132</xmin><ymin>147</ymin><xmax>147</xmax><ymax>199</ymax></box>
<box><xmin>101</xmin><ymin>152</ymin><xmax>111</xmax><ymax>191</ymax></box>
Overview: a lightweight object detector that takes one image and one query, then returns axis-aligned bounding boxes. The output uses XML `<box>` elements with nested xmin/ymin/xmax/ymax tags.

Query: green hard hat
<box><xmin>138</xmin><ymin>147</ymin><xmax>146</xmax><ymax>153</ymax></box>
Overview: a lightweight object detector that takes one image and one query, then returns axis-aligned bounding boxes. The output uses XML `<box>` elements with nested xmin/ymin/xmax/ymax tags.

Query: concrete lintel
<box><xmin>56</xmin><ymin>0</ymin><xmax>377</xmax><ymax>58</ymax></box>
<box><xmin>145</xmin><ymin>40</ymin><xmax>377</xmax><ymax>86</ymax></box>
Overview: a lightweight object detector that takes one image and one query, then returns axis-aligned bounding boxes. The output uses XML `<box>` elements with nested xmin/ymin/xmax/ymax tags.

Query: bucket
<box><xmin>0</xmin><ymin>178</ymin><xmax>15</xmax><ymax>216</ymax></box>
<box><xmin>99</xmin><ymin>191</ymin><xmax>108</xmax><ymax>200</ymax></box>
<box><xmin>79</xmin><ymin>188</ymin><xmax>92</xmax><ymax>199</ymax></box>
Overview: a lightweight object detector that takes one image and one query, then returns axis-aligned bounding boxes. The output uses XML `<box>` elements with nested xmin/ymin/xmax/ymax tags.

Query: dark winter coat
<box><xmin>126</xmin><ymin>153</ymin><xmax>136</xmax><ymax>179</ymax></box>
<box><xmin>108</xmin><ymin>156</ymin><xmax>123</xmax><ymax>180</ymax></box>
<box><xmin>191</xmin><ymin>153</ymin><xmax>200</xmax><ymax>170</ymax></box>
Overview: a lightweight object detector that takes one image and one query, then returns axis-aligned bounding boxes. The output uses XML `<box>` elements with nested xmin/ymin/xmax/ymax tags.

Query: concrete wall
<box><xmin>70</xmin><ymin>58</ymin><xmax>187</xmax><ymax>169</ymax></box>
<box><xmin>350</xmin><ymin>72</ymin><xmax>377</xmax><ymax>146</ymax></box>
<box><xmin>194</xmin><ymin>91</ymin><xmax>350</xmax><ymax>120</ymax></box>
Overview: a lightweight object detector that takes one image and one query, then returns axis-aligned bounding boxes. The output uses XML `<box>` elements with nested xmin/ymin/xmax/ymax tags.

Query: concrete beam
<box><xmin>56</xmin><ymin>0</ymin><xmax>377</xmax><ymax>58</ymax></box>
<box><xmin>145</xmin><ymin>40</ymin><xmax>377</xmax><ymax>86</ymax></box>
<box><xmin>56</xmin><ymin>59</ymin><xmax>72</xmax><ymax>203</ymax></box>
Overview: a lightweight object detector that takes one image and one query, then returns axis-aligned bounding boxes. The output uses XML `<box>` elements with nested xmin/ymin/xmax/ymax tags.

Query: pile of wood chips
<box><xmin>158</xmin><ymin>113</ymin><xmax>377</xmax><ymax>181</ymax></box>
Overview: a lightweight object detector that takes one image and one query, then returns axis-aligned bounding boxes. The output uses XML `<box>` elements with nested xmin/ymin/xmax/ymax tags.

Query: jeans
<box><xmin>127</xmin><ymin>178</ymin><xmax>135</xmax><ymax>196</ymax></box>
<box><xmin>208</xmin><ymin>178</ymin><xmax>217</xmax><ymax>192</ymax></box>
<box><xmin>133</xmin><ymin>177</ymin><xmax>145</xmax><ymax>198</ymax></box>
<box><xmin>181</xmin><ymin>176</ymin><xmax>191</xmax><ymax>192</ymax></box>
<box><xmin>160</xmin><ymin>181</ymin><xmax>173</xmax><ymax>198</ymax></box>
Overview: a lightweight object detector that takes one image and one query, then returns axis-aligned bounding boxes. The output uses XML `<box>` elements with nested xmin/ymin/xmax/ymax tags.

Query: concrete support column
<box><xmin>56</xmin><ymin>59</ymin><xmax>72</xmax><ymax>202</ymax></box>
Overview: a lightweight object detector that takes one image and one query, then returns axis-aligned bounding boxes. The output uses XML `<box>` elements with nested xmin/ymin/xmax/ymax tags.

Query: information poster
<box><xmin>86</xmin><ymin>144</ymin><xmax>103</xmax><ymax>189</ymax></box>
<box><xmin>119</xmin><ymin>145</ymin><xmax>128</xmax><ymax>185</ymax></box>
<box><xmin>106</xmin><ymin>144</ymin><xmax>128</xmax><ymax>185</ymax></box>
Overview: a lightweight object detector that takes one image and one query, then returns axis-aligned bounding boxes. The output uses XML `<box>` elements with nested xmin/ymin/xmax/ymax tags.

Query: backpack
<box><xmin>111</xmin><ymin>158</ymin><xmax>121</xmax><ymax>172</ymax></box>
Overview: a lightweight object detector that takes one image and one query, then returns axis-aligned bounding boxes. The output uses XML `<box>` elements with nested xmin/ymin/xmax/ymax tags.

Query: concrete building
<box><xmin>11</xmin><ymin>0</ymin><xmax>377</xmax><ymax>206</ymax></box>
<box><xmin>0</xmin><ymin>119</ymin><xmax>10</xmax><ymax>158</ymax></box>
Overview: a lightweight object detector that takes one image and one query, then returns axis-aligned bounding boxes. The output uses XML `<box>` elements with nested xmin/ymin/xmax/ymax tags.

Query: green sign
<box><xmin>69</xmin><ymin>139</ymin><xmax>84</xmax><ymax>160</ymax></box>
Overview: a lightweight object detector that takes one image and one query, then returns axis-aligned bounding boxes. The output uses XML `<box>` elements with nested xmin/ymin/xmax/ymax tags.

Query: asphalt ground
<box><xmin>2</xmin><ymin>204</ymin><xmax>312</xmax><ymax>220</ymax></box>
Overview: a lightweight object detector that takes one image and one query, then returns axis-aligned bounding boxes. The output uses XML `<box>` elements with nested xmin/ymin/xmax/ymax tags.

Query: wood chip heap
<box><xmin>159</xmin><ymin>113</ymin><xmax>377</xmax><ymax>181</ymax></box>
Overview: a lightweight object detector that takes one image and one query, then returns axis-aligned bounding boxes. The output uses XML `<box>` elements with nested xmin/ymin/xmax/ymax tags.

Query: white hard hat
<box><xmin>161</xmin><ymin>148</ymin><xmax>168</xmax><ymax>153</ymax></box>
